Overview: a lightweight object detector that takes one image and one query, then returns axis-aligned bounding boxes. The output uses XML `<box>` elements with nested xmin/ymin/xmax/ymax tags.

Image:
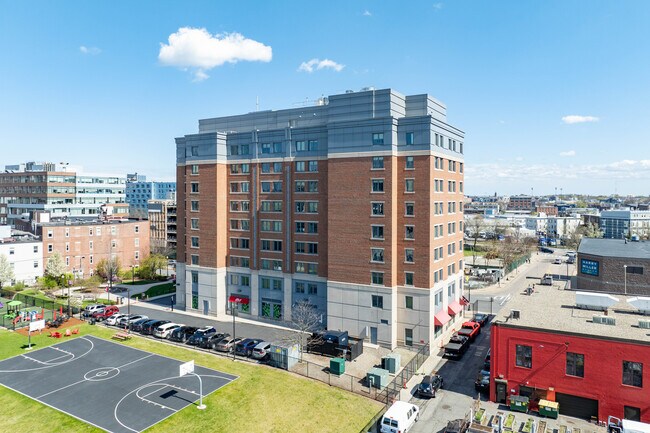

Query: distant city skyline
<box><xmin>1</xmin><ymin>1</ymin><xmax>649</xmax><ymax>195</ymax></box>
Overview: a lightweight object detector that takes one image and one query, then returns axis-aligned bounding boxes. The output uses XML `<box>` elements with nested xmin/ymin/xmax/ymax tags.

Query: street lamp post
<box><xmin>131</xmin><ymin>265</ymin><xmax>137</xmax><ymax>284</ymax></box>
<box><xmin>232</xmin><ymin>303</ymin><xmax>237</xmax><ymax>361</ymax></box>
<box><xmin>624</xmin><ymin>265</ymin><xmax>628</xmax><ymax>295</ymax></box>
<box><xmin>127</xmin><ymin>287</ymin><xmax>131</xmax><ymax>333</ymax></box>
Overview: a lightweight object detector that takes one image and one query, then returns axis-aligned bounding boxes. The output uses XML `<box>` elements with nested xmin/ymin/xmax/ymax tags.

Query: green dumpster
<box><xmin>509</xmin><ymin>395</ymin><xmax>529</xmax><ymax>413</ymax></box>
<box><xmin>538</xmin><ymin>399</ymin><xmax>559</xmax><ymax>419</ymax></box>
<box><xmin>330</xmin><ymin>357</ymin><xmax>345</xmax><ymax>375</ymax></box>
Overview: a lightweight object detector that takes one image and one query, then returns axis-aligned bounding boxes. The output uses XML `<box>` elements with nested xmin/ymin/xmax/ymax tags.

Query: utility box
<box><xmin>268</xmin><ymin>343</ymin><xmax>300</xmax><ymax>370</ymax></box>
<box><xmin>330</xmin><ymin>358</ymin><xmax>345</xmax><ymax>376</ymax></box>
<box><xmin>538</xmin><ymin>399</ymin><xmax>559</xmax><ymax>419</ymax></box>
<box><xmin>509</xmin><ymin>395</ymin><xmax>529</xmax><ymax>413</ymax></box>
<box><xmin>381</xmin><ymin>353</ymin><xmax>401</xmax><ymax>374</ymax></box>
<box><xmin>367</xmin><ymin>367</ymin><xmax>389</xmax><ymax>389</ymax></box>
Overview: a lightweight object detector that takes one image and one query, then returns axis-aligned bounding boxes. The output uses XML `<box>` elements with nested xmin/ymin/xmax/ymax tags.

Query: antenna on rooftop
<box><xmin>256</xmin><ymin>96</ymin><xmax>259</xmax><ymax>112</ymax></box>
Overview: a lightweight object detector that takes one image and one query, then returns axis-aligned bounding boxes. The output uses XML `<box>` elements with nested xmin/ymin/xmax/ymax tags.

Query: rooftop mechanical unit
<box><xmin>627</xmin><ymin>297</ymin><xmax>650</xmax><ymax>315</ymax></box>
<box><xmin>576</xmin><ymin>292</ymin><xmax>619</xmax><ymax>311</ymax></box>
<box><xmin>593</xmin><ymin>315</ymin><xmax>616</xmax><ymax>326</ymax></box>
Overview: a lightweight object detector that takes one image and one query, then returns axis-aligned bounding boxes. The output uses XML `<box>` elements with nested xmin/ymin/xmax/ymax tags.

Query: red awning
<box><xmin>448</xmin><ymin>300</ymin><xmax>463</xmax><ymax>315</ymax></box>
<box><xmin>228</xmin><ymin>295</ymin><xmax>250</xmax><ymax>305</ymax></box>
<box><xmin>460</xmin><ymin>296</ymin><xmax>470</xmax><ymax>306</ymax></box>
<box><xmin>434</xmin><ymin>309</ymin><xmax>452</xmax><ymax>326</ymax></box>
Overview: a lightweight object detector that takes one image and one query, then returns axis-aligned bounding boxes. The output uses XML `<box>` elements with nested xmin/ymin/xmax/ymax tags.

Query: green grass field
<box><xmin>0</xmin><ymin>326</ymin><xmax>381</xmax><ymax>433</ymax></box>
<box><xmin>132</xmin><ymin>282</ymin><xmax>175</xmax><ymax>299</ymax></box>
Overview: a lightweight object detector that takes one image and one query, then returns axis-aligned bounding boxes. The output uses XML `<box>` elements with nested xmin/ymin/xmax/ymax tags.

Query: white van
<box><xmin>380</xmin><ymin>401</ymin><xmax>419</xmax><ymax>433</ymax></box>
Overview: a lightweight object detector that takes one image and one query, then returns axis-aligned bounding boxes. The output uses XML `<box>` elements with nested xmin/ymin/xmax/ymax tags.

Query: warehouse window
<box><xmin>566</xmin><ymin>352</ymin><xmax>584</xmax><ymax>378</ymax></box>
<box><xmin>623</xmin><ymin>361</ymin><xmax>643</xmax><ymax>388</ymax></box>
<box><xmin>515</xmin><ymin>345</ymin><xmax>532</xmax><ymax>369</ymax></box>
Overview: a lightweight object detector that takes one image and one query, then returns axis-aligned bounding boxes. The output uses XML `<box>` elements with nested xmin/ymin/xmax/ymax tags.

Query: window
<box><xmin>191</xmin><ymin>255</ymin><xmax>199</xmax><ymax>265</ymax></box>
<box><xmin>191</xmin><ymin>183</ymin><xmax>199</xmax><ymax>193</ymax></box>
<box><xmin>307</xmin><ymin>222</ymin><xmax>318</xmax><ymax>233</ymax></box>
<box><xmin>372</xmin><ymin>133</ymin><xmax>384</xmax><ymax>145</ymax></box>
<box><xmin>65</xmin><ymin>242</ymin><xmax>69</xmax><ymax>252</ymax></box>
<box><xmin>405</xmin><ymin>272</ymin><xmax>414</xmax><ymax>286</ymax></box>
<box><xmin>405</xmin><ymin>202</ymin><xmax>414</xmax><ymax>216</ymax></box>
<box><xmin>295</xmin><ymin>282</ymin><xmax>305</xmax><ymax>293</ymax></box>
<box><xmin>260</xmin><ymin>259</ymin><xmax>282</xmax><ymax>271</ymax></box>
<box><xmin>261</xmin><ymin>201</ymin><xmax>282</xmax><ymax>212</ymax></box>
<box><xmin>623</xmin><ymin>361</ymin><xmax>643</xmax><ymax>387</ymax></box>
<box><xmin>371</xmin><ymin>272</ymin><xmax>384</xmax><ymax>286</ymax></box>
<box><xmin>371</xmin><ymin>225</ymin><xmax>384</xmax><ymax>240</ymax></box>
<box><xmin>296</xmin><ymin>161</ymin><xmax>306</xmax><ymax>172</ymax></box>
<box><xmin>191</xmin><ymin>201</ymin><xmax>199</xmax><ymax>212</ymax></box>
<box><xmin>273</xmin><ymin>142</ymin><xmax>282</xmax><ymax>153</ymax></box>
<box><xmin>406</xmin><ymin>132</ymin><xmax>414</xmax><ymax>145</ymax></box>
<box><xmin>405</xmin><ymin>156</ymin><xmax>414</xmax><ymax>169</ymax></box>
<box><xmin>65</xmin><ymin>228</ymin><xmax>69</xmax><ymax>238</ymax></box>
<box><xmin>405</xmin><ymin>225</ymin><xmax>414</xmax><ymax>240</ymax></box>
<box><xmin>308</xmin><ymin>161</ymin><xmax>318</xmax><ymax>172</ymax></box>
<box><xmin>295</xmin><ymin>181</ymin><xmax>306</xmax><ymax>193</ymax></box>
<box><xmin>134</xmin><ymin>225</ymin><xmax>140</xmax><ymax>233</ymax></box>
<box><xmin>33</xmin><ymin>245</ymin><xmax>38</xmax><ymax>253</ymax></box>
<box><xmin>515</xmin><ymin>345</ymin><xmax>532</xmax><ymax>369</ymax></box>
<box><xmin>191</xmin><ymin>272</ymin><xmax>199</xmax><ymax>284</ymax></box>
<box><xmin>261</xmin><ymin>240</ymin><xmax>282</xmax><ymax>252</ymax></box>
<box><xmin>626</xmin><ymin>266</ymin><xmax>644</xmax><ymax>275</ymax></box>
<box><xmin>405</xmin><ymin>296</ymin><xmax>413</xmax><ymax>309</ymax></box>
<box><xmin>405</xmin><ymin>179</ymin><xmax>414</xmax><ymax>192</ymax></box>
<box><xmin>191</xmin><ymin>237</ymin><xmax>199</xmax><ymax>248</ymax></box>
<box><xmin>47</xmin><ymin>230</ymin><xmax>53</xmax><ymax>238</ymax></box>
<box><xmin>308</xmin><ymin>140</ymin><xmax>319</xmax><ymax>151</ymax></box>
<box><xmin>371</xmin><ymin>248</ymin><xmax>384</xmax><ymax>263</ymax></box>
<box><xmin>295</xmin><ymin>262</ymin><xmax>318</xmax><ymax>274</ymax></box>
<box><xmin>371</xmin><ymin>294</ymin><xmax>384</xmax><ymax>308</ymax></box>
<box><xmin>308</xmin><ymin>284</ymin><xmax>318</xmax><ymax>295</ymax></box>
<box><xmin>405</xmin><ymin>248</ymin><xmax>414</xmax><ymax>263</ymax></box>
<box><xmin>191</xmin><ymin>164</ymin><xmax>199</xmax><ymax>174</ymax></box>
<box><xmin>405</xmin><ymin>328</ymin><xmax>413</xmax><ymax>346</ymax></box>
<box><xmin>191</xmin><ymin>218</ymin><xmax>199</xmax><ymax>230</ymax></box>
<box><xmin>566</xmin><ymin>352</ymin><xmax>584</xmax><ymax>378</ymax></box>
<box><xmin>372</xmin><ymin>156</ymin><xmax>384</xmax><ymax>169</ymax></box>
<box><xmin>372</xmin><ymin>179</ymin><xmax>384</xmax><ymax>193</ymax></box>
<box><xmin>372</xmin><ymin>202</ymin><xmax>384</xmax><ymax>216</ymax></box>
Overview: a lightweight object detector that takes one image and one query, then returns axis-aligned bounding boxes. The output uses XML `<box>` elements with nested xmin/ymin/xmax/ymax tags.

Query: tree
<box><xmin>45</xmin><ymin>251</ymin><xmax>65</xmax><ymax>277</ymax></box>
<box><xmin>0</xmin><ymin>254</ymin><xmax>14</xmax><ymax>288</ymax></box>
<box><xmin>138</xmin><ymin>254</ymin><xmax>167</xmax><ymax>280</ymax></box>
<box><xmin>466</xmin><ymin>216</ymin><xmax>486</xmax><ymax>266</ymax></box>
<box><xmin>284</xmin><ymin>300</ymin><xmax>324</xmax><ymax>361</ymax></box>
<box><xmin>96</xmin><ymin>257</ymin><xmax>121</xmax><ymax>283</ymax></box>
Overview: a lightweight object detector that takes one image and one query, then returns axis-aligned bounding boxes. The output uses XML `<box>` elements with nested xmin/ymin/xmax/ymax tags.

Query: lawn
<box><xmin>132</xmin><ymin>282</ymin><xmax>175</xmax><ymax>299</ymax></box>
<box><xmin>0</xmin><ymin>326</ymin><xmax>381</xmax><ymax>433</ymax></box>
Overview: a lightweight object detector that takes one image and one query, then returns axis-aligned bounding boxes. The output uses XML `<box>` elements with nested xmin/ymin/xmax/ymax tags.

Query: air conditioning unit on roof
<box><xmin>593</xmin><ymin>315</ymin><xmax>616</xmax><ymax>326</ymax></box>
<box><xmin>639</xmin><ymin>319</ymin><xmax>650</xmax><ymax>329</ymax></box>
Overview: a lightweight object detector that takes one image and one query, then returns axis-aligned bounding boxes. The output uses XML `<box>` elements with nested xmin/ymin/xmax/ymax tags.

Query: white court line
<box><xmin>20</xmin><ymin>355</ymin><xmax>51</xmax><ymax>365</ymax></box>
<box><xmin>48</xmin><ymin>346</ymin><xmax>75</xmax><ymax>357</ymax></box>
<box><xmin>0</xmin><ymin>336</ymin><xmax>94</xmax><ymax>373</ymax></box>
<box><xmin>36</xmin><ymin>354</ymin><xmax>154</xmax><ymax>400</ymax></box>
<box><xmin>140</xmin><ymin>384</ymin><xmax>169</xmax><ymax>399</ymax></box>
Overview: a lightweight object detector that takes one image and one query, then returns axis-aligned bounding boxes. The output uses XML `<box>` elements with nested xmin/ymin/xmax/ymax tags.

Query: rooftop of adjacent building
<box><xmin>2</xmin><ymin>162</ymin><xmax>125</xmax><ymax>180</ymax></box>
<box><xmin>493</xmin><ymin>284</ymin><xmax>650</xmax><ymax>343</ymax></box>
<box><xmin>0</xmin><ymin>226</ymin><xmax>40</xmax><ymax>244</ymax></box>
<box><xmin>578</xmin><ymin>238</ymin><xmax>650</xmax><ymax>259</ymax></box>
<box><xmin>36</xmin><ymin>217</ymin><xmax>143</xmax><ymax>227</ymax></box>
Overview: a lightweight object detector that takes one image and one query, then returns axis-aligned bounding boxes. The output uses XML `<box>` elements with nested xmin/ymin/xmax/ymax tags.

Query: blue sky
<box><xmin>1</xmin><ymin>1</ymin><xmax>649</xmax><ymax>195</ymax></box>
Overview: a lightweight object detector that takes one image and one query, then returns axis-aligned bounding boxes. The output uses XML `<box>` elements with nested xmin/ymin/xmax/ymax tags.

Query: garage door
<box><xmin>556</xmin><ymin>393</ymin><xmax>598</xmax><ymax>420</ymax></box>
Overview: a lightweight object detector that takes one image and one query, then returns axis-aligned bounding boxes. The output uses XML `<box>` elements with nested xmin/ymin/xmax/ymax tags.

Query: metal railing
<box><xmin>375</xmin><ymin>343</ymin><xmax>430</xmax><ymax>407</ymax></box>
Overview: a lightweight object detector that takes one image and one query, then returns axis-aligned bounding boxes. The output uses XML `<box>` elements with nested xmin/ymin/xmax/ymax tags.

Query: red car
<box><xmin>457</xmin><ymin>321</ymin><xmax>481</xmax><ymax>342</ymax></box>
<box><xmin>92</xmin><ymin>305</ymin><xmax>120</xmax><ymax>321</ymax></box>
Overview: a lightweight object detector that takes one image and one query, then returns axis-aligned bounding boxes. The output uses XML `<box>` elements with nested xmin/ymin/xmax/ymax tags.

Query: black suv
<box><xmin>187</xmin><ymin>326</ymin><xmax>217</xmax><ymax>346</ymax></box>
<box><xmin>235</xmin><ymin>338</ymin><xmax>263</xmax><ymax>357</ymax></box>
<box><xmin>417</xmin><ymin>374</ymin><xmax>443</xmax><ymax>398</ymax></box>
<box><xmin>130</xmin><ymin>318</ymin><xmax>152</xmax><ymax>333</ymax></box>
<box><xmin>141</xmin><ymin>320</ymin><xmax>170</xmax><ymax>335</ymax></box>
<box><xmin>205</xmin><ymin>333</ymin><xmax>230</xmax><ymax>350</ymax></box>
<box><xmin>168</xmin><ymin>326</ymin><xmax>198</xmax><ymax>343</ymax></box>
<box><xmin>472</xmin><ymin>313</ymin><xmax>490</xmax><ymax>327</ymax></box>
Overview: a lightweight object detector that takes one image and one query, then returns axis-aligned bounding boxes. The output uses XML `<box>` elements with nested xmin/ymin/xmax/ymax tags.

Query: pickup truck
<box><xmin>457</xmin><ymin>321</ymin><xmax>481</xmax><ymax>342</ymax></box>
<box><xmin>444</xmin><ymin>334</ymin><xmax>470</xmax><ymax>359</ymax></box>
<box><xmin>91</xmin><ymin>305</ymin><xmax>120</xmax><ymax>322</ymax></box>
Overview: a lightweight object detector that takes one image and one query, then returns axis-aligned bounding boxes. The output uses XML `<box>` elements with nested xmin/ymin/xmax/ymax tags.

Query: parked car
<box><xmin>105</xmin><ymin>313</ymin><xmax>128</xmax><ymax>326</ymax></box>
<box><xmin>475</xmin><ymin>369</ymin><xmax>490</xmax><ymax>392</ymax></box>
<box><xmin>445</xmin><ymin>418</ymin><xmax>469</xmax><ymax>433</ymax></box>
<box><xmin>444</xmin><ymin>334</ymin><xmax>470</xmax><ymax>359</ymax></box>
<box><xmin>567</xmin><ymin>256</ymin><xmax>576</xmax><ymax>264</ymax></box>
<box><xmin>83</xmin><ymin>304</ymin><xmax>105</xmax><ymax>317</ymax></box>
<box><xmin>540</xmin><ymin>247</ymin><xmax>554</xmax><ymax>254</ymax></box>
<box><xmin>235</xmin><ymin>338</ymin><xmax>264</xmax><ymax>357</ymax></box>
<box><xmin>205</xmin><ymin>333</ymin><xmax>229</xmax><ymax>350</ymax></box>
<box><xmin>118</xmin><ymin>314</ymin><xmax>148</xmax><ymax>328</ymax></box>
<box><xmin>168</xmin><ymin>326</ymin><xmax>198</xmax><ymax>343</ymax></box>
<box><xmin>153</xmin><ymin>323</ymin><xmax>181</xmax><ymax>339</ymax></box>
<box><xmin>417</xmin><ymin>374</ymin><xmax>443</xmax><ymax>398</ymax></box>
<box><xmin>92</xmin><ymin>305</ymin><xmax>120</xmax><ymax>321</ymax></box>
<box><xmin>457</xmin><ymin>321</ymin><xmax>481</xmax><ymax>342</ymax></box>
<box><xmin>187</xmin><ymin>326</ymin><xmax>217</xmax><ymax>346</ymax></box>
<box><xmin>471</xmin><ymin>313</ymin><xmax>490</xmax><ymax>327</ymax></box>
<box><xmin>214</xmin><ymin>337</ymin><xmax>242</xmax><ymax>353</ymax></box>
<box><xmin>141</xmin><ymin>320</ymin><xmax>170</xmax><ymax>335</ymax></box>
<box><xmin>251</xmin><ymin>341</ymin><xmax>272</xmax><ymax>360</ymax></box>
<box><xmin>554</xmin><ymin>257</ymin><xmax>563</xmax><ymax>264</ymax></box>
<box><xmin>130</xmin><ymin>318</ymin><xmax>152</xmax><ymax>333</ymax></box>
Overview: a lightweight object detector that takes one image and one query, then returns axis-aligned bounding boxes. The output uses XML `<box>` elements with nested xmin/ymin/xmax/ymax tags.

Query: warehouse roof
<box><xmin>578</xmin><ymin>238</ymin><xmax>650</xmax><ymax>260</ymax></box>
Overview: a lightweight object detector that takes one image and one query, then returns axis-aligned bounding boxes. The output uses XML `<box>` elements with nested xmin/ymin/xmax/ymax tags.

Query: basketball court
<box><xmin>0</xmin><ymin>335</ymin><xmax>237</xmax><ymax>433</ymax></box>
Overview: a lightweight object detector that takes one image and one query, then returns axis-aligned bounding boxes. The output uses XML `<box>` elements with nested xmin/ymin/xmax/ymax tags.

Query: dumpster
<box><xmin>538</xmin><ymin>399</ymin><xmax>559</xmax><ymax>419</ymax></box>
<box><xmin>509</xmin><ymin>395</ymin><xmax>529</xmax><ymax>413</ymax></box>
<box><xmin>330</xmin><ymin>358</ymin><xmax>345</xmax><ymax>376</ymax></box>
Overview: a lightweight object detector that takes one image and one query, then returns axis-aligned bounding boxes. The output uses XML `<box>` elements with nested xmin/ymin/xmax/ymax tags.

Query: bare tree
<box><xmin>285</xmin><ymin>300</ymin><xmax>324</xmax><ymax>361</ymax></box>
<box><xmin>466</xmin><ymin>216</ymin><xmax>486</xmax><ymax>266</ymax></box>
<box><xmin>0</xmin><ymin>254</ymin><xmax>14</xmax><ymax>288</ymax></box>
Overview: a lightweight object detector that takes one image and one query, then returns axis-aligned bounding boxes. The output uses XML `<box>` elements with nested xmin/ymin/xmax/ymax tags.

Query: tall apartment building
<box><xmin>600</xmin><ymin>210</ymin><xmax>650</xmax><ymax>239</ymax></box>
<box><xmin>125</xmin><ymin>175</ymin><xmax>176</xmax><ymax>219</ymax></box>
<box><xmin>175</xmin><ymin>88</ymin><xmax>465</xmax><ymax>350</ymax></box>
<box><xmin>0</xmin><ymin>162</ymin><xmax>127</xmax><ymax>225</ymax></box>
<box><xmin>148</xmin><ymin>199</ymin><xmax>177</xmax><ymax>255</ymax></box>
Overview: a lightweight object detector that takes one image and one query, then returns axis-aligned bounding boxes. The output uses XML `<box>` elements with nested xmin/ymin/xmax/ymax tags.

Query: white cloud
<box><xmin>158</xmin><ymin>27</ymin><xmax>272</xmax><ymax>81</ymax></box>
<box><xmin>515</xmin><ymin>157</ymin><xmax>524</xmax><ymax>161</ymax></box>
<box><xmin>79</xmin><ymin>46</ymin><xmax>101</xmax><ymax>55</ymax></box>
<box><xmin>560</xmin><ymin>150</ymin><xmax>576</xmax><ymax>157</ymax></box>
<box><xmin>433</xmin><ymin>2</ymin><xmax>444</xmax><ymax>10</ymax></box>
<box><xmin>363</xmin><ymin>10</ymin><xmax>372</xmax><ymax>16</ymax></box>
<box><xmin>298</xmin><ymin>58</ymin><xmax>345</xmax><ymax>73</ymax></box>
<box><xmin>561</xmin><ymin>115</ymin><xmax>599</xmax><ymax>124</ymax></box>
